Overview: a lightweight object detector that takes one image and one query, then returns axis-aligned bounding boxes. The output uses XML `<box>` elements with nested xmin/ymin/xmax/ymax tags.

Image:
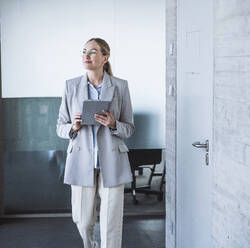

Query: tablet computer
<box><xmin>81</xmin><ymin>100</ymin><xmax>111</xmax><ymax>125</ymax></box>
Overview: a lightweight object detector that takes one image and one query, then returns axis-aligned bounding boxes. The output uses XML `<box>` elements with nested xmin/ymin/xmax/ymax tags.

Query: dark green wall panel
<box><xmin>0</xmin><ymin>97</ymin><xmax>67</xmax><ymax>151</ymax></box>
<box><xmin>0</xmin><ymin>97</ymin><xmax>70</xmax><ymax>214</ymax></box>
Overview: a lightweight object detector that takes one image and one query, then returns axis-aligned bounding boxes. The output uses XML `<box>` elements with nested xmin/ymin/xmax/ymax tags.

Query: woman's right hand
<box><xmin>72</xmin><ymin>112</ymin><xmax>82</xmax><ymax>132</ymax></box>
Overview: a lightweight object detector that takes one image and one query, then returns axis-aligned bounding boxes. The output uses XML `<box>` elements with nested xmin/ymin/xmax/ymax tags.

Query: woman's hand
<box><xmin>72</xmin><ymin>112</ymin><xmax>82</xmax><ymax>132</ymax></box>
<box><xmin>95</xmin><ymin>110</ymin><xmax>116</xmax><ymax>129</ymax></box>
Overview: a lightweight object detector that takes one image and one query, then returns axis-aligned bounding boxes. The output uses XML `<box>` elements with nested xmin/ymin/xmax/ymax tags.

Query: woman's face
<box><xmin>82</xmin><ymin>40</ymin><xmax>109</xmax><ymax>71</ymax></box>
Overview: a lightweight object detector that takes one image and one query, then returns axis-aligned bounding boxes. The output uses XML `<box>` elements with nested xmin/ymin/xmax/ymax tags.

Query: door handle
<box><xmin>192</xmin><ymin>139</ymin><xmax>209</xmax><ymax>152</ymax></box>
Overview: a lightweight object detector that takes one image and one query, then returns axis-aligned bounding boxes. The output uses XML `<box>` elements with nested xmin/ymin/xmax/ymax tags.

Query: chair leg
<box><xmin>131</xmin><ymin>168</ymin><xmax>138</xmax><ymax>204</ymax></box>
<box><xmin>160</xmin><ymin>164</ymin><xmax>166</xmax><ymax>191</ymax></box>
<box><xmin>138</xmin><ymin>167</ymin><xmax>143</xmax><ymax>175</ymax></box>
<box><xmin>147</xmin><ymin>164</ymin><xmax>156</xmax><ymax>187</ymax></box>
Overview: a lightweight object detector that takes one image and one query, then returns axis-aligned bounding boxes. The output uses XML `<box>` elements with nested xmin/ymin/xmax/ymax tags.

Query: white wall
<box><xmin>0</xmin><ymin>0</ymin><xmax>165</xmax><ymax>148</ymax></box>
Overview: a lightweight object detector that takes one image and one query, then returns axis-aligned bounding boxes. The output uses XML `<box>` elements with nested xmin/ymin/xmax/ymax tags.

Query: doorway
<box><xmin>165</xmin><ymin>0</ymin><xmax>214</xmax><ymax>247</ymax></box>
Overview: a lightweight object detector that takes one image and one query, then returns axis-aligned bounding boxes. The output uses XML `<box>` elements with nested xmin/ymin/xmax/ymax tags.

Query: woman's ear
<box><xmin>104</xmin><ymin>55</ymin><xmax>110</xmax><ymax>64</ymax></box>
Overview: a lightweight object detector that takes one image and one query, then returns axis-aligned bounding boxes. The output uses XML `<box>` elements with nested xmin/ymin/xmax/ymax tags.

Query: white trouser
<box><xmin>71</xmin><ymin>169</ymin><xmax>124</xmax><ymax>248</ymax></box>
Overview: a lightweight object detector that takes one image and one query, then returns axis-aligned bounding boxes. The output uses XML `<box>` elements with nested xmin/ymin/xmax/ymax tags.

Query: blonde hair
<box><xmin>86</xmin><ymin>38</ymin><xmax>113</xmax><ymax>76</ymax></box>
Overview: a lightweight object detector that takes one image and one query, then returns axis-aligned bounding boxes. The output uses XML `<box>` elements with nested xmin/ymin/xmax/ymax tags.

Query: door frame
<box><xmin>165</xmin><ymin>0</ymin><xmax>214</xmax><ymax>247</ymax></box>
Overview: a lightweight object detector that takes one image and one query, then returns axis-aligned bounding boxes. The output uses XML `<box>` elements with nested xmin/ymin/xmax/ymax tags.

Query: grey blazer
<box><xmin>56</xmin><ymin>71</ymin><xmax>135</xmax><ymax>187</ymax></box>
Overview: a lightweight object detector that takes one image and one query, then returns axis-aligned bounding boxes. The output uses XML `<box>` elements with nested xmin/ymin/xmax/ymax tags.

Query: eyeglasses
<box><xmin>81</xmin><ymin>49</ymin><xmax>98</xmax><ymax>56</ymax></box>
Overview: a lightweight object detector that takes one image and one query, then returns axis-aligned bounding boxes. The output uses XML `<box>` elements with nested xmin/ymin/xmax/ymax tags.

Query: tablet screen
<box><xmin>81</xmin><ymin>100</ymin><xmax>111</xmax><ymax>125</ymax></box>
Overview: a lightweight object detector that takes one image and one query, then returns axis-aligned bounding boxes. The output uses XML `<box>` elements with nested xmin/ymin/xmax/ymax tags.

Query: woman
<box><xmin>56</xmin><ymin>38</ymin><xmax>134</xmax><ymax>248</ymax></box>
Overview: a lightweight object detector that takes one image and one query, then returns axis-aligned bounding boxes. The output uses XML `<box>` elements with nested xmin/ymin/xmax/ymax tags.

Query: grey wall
<box><xmin>165</xmin><ymin>1</ymin><xmax>250</xmax><ymax>248</ymax></box>
<box><xmin>165</xmin><ymin>0</ymin><xmax>177</xmax><ymax>247</ymax></box>
<box><xmin>213</xmin><ymin>0</ymin><xmax>250</xmax><ymax>247</ymax></box>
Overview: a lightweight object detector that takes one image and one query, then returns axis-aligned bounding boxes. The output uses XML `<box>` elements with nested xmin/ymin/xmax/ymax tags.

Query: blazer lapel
<box><xmin>76</xmin><ymin>74</ymin><xmax>94</xmax><ymax>134</ymax></box>
<box><xmin>96</xmin><ymin>71</ymin><xmax>115</xmax><ymax>133</ymax></box>
<box><xmin>78</xmin><ymin>74</ymin><xmax>89</xmax><ymax>101</ymax></box>
<box><xmin>73</xmin><ymin>73</ymin><xmax>88</xmax><ymax>115</ymax></box>
<box><xmin>79</xmin><ymin>71</ymin><xmax>114</xmax><ymax>102</ymax></box>
<box><xmin>99</xmin><ymin>71</ymin><xmax>114</xmax><ymax>101</ymax></box>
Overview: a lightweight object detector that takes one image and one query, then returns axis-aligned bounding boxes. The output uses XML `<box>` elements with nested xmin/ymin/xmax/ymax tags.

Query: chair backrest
<box><xmin>128</xmin><ymin>149</ymin><xmax>162</xmax><ymax>166</ymax></box>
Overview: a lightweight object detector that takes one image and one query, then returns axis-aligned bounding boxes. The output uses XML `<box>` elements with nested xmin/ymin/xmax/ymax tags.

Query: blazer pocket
<box><xmin>118</xmin><ymin>144</ymin><xmax>129</xmax><ymax>153</ymax></box>
<box><xmin>67</xmin><ymin>143</ymin><xmax>73</xmax><ymax>154</ymax></box>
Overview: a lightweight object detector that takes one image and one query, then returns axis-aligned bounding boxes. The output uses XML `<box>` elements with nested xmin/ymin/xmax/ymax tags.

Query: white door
<box><xmin>176</xmin><ymin>0</ymin><xmax>213</xmax><ymax>247</ymax></box>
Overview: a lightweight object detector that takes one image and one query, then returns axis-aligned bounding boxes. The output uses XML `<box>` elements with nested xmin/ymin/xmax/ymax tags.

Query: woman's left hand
<box><xmin>95</xmin><ymin>110</ymin><xmax>116</xmax><ymax>129</ymax></box>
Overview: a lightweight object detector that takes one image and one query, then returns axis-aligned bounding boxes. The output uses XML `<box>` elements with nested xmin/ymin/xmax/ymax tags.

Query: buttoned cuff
<box><xmin>110</xmin><ymin>127</ymin><xmax>118</xmax><ymax>134</ymax></box>
<box><xmin>109</xmin><ymin>120</ymin><xmax>118</xmax><ymax>134</ymax></box>
<box><xmin>69</xmin><ymin>128</ymin><xmax>78</xmax><ymax>139</ymax></box>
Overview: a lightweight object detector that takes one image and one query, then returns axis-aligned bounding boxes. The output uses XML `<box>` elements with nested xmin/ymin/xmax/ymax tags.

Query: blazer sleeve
<box><xmin>111</xmin><ymin>81</ymin><xmax>135</xmax><ymax>139</ymax></box>
<box><xmin>56</xmin><ymin>81</ymin><xmax>73</xmax><ymax>139</ymax></box>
